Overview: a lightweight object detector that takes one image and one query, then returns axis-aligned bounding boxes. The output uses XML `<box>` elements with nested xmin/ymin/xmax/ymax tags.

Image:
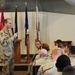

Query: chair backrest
<box><xmin>33</xmin><ymin>65</ymin><xmax>40</xmax><ymax>75</ymax></box>
<box><xmin>31</xmin><ymin>54</ymin><xmax>38</xmax><ymax>62</ymax></box>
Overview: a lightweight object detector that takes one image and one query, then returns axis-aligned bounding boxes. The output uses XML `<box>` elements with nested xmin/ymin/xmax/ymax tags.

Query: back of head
<box><xmin>41</xmin><ymin>43</ymin><xmax>50</xmax><ymax>52</ymax></box>
<box><xmin>56</xmin><ymin>55</ymin><xmax>71</xmax><ymax>72</ymax></box>
<box><xmin>39</xmin><ymin>49</ymin><xmax>48</xmax><ymax>57</ymax></box>
<box><xmin>62</xmin><ymin>66</ymin><xmax>75</xmax><ymax>75</ymax></box>
<box><xmin>55</xmin><ymin>39</ymin><xmax>64</xmax><ymax>48</ymax></box>
<box><xmin>55</xmin><ymin>39</ymin><xmax>63</xmax><ymax>44</ymax></box>
<box><xmin>51</xmin><ymin>48</ymin><xmax>63</xmax><ymax>60</ymax></box>
<box><xmin>69</xmin><ymin>45</ymin><xmax>75</xmax><ymax>54</ymax></box>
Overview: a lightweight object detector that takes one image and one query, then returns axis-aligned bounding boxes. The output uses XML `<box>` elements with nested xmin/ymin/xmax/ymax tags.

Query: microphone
<box><xmin>11</xmin><ymin>28</ymin><xmax>14</xmax><ymax>35</ymax></box>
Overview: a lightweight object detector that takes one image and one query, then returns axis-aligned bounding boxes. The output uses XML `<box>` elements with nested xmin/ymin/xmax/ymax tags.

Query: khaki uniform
<box><xmin>55</xmin><ymin>72</ymin><xmax>62</xmax><ymax>75</ymax></box>
<box><xmin>54</xmin><ymin>46</ymin><xmax>65</xmax><ymax>55</ymax></box>
<box><xmin>37</xmin><ymin>62</ymin><xmax>57</xmax><ymax>75</ymax></box>
<box><xmin>33</xmin><ymin>56</ymin><xmax>51</xmax><ymax>65</ymax></box>
<box><xmin>28</xmin><ymin>56</ymin><xmax>51</xmax><ymax>75</ymax></box>
<box><xmin>70</xmin><ymin>56</ymin><xmax>75</xmax><ymax>66</ymax></box>
<box><xmin>0</xmin><ymin>28</ymin><xmax>14</xmax><ymax>75</ymax></box>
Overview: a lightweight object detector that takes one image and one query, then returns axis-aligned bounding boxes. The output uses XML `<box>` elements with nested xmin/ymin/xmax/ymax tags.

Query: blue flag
<box><xmin>25</xmin><ymin>6</ymin><xmax>29</xmax><ymax>46</ymax></box>
<box><xmin>25</xmin><ymin>6</ymin><xmax>28</xmax><ymax>31</ymax></box>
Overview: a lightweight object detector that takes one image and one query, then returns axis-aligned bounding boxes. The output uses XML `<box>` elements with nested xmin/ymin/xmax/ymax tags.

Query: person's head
<box><xmin>64</xmin><ymin>45</ymin><xmax>75</xmax><ymax>56</ymax></box>
<box><xmin>56</xmin><ymin>55</ymin><xmax>71</xmax><ymax>72</ymax></box>
<box><xmin>3</xmin><ymin>18</ymin><xmax>12</xmax><ymax>29</ymax></box>
<box><xmin>35</xmin><ymin>39</ymin><xmax>41</xmax><ymax>49</ymax></box>
<box><xmin>55</xmin><ymin>39</ymin><xmax>62</xmax><ymax>44</ymax></box>
<box><xmin>39</xmin><ymin>49</ymin><xmax>48</xmax><ymax>57</ymax></box>
<box><xmin>51</xmin><ymin>48</ymin><xmax>63</xmax><ymax>60</ymax></box>
<box><xmin>55</xmin><ymin>39</ymin><xmax>64</xmax><ymax>48</ymax></box>
<box><xmin>62</xmin><ymin>66</ymin><xmax>75</xmax><ymax>75</ymax></box>
<box><xmin>41</xmin><ymin>43</ymin><xmax>50</xmax><ymax>52</ymax></box>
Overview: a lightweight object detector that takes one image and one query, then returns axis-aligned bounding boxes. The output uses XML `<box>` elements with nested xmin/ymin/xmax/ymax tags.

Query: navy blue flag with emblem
<box><xmin>25</xmin><ymin>6</ymin><xmax>29</xmax><ymax>46</ymax></box>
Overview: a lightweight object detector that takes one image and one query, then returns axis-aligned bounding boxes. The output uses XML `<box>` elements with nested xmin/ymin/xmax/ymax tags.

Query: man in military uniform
<box><xmin>33</xmin><ymin>49</ymin><xmax>51</xmax><ymax>65</ymax></box>
<box><xmin>37</xmin><ymin>48</ymin><xmax>63</xmax><ymax>75</ymax></box>
<box><xmin>0</xmin><ymin>18</ymin><xmax>18</xmax><ymax>75</ymax></box>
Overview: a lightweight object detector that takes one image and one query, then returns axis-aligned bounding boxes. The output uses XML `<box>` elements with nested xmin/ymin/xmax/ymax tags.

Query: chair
<box><xmin>33</xmin><ymin>65</ymin><xmax>40</xmax><ymax>75</ymax></box>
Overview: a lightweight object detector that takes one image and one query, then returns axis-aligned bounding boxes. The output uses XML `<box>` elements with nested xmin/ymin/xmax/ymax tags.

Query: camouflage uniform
<box><xmin>0</xmin><ymin>28</ymin><xmax>14</xmax><ymax>75</ymax></box>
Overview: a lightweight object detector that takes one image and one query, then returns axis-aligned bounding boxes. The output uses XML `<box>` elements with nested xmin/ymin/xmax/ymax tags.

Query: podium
<box><xmin>14</xmin><ymin>39</ymin><xmax>21</xmax><ymax>63</ymax></box>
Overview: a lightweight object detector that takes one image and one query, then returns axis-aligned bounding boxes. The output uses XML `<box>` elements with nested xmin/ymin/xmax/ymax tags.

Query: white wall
<box><xmin>0</xmin><ymin>12</ymin><xmax>75</xmax><ymax>54</ymax></box>
<box><xmin>44</xmin><ymin>12</ymin><xmax>75</xmax><ymax>52</ymax></box>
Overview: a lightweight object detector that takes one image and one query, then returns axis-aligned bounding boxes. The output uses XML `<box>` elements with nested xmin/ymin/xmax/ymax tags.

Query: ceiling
<box><xmin>0</xmin><ymin>0</ymin><xmax>75</xmax><ymax>15</ymax></box>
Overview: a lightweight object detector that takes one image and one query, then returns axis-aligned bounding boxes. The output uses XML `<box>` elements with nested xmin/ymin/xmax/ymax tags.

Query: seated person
<box><xmin>51</xmin><ymin>48</ymin><xmax>63</xmax><ymax>63</ymax></box>
<box><xmin>35</xmin><ymin>39</ymin><xmax>41</xmax><ymax>54</ymax></box>
<box><xmin>28</xmin><ymin>49</ymin><xmax>51</xmax><ymax>75</ymax></box>
<box><xmin>31</xmin><ymin>39</ymin><xmax>41</xmax><ymax>61</ymax></box>
<box><xmin>55</xmin><ymin>39</ymin><xmax>64</xmax><ymax>48</ymax></box>
<box><xmin>33</xmin><ymin>49</ymin><xmax>51</xmax><ymax>65</ymax></box>
<box><xmin>37</xmin><ymin>62</ymin><xmax>57</xmax><ymax>75</ymax></box>
<box><xmin>35</xmin><ymin>43</ymin><xmax>50</xmax><ymax>60</ymax></box>
<box><xmin>64</xmin><ymin>45</ymin><xmax>75</xmax><ymax>66</ymax></box>
<box><xmin>41</xmin><ymin>43</ymin><xmax>50</xmax><ymax>52</ymax></box>
<box><xmin>54</xmin><ymin>39</ymin><xmax>65</xmax><ymax>54</ymax></box>
<box><xmin>62</xmin><ymin>66</ymin><xmax>75</xmax><ymax>75</ymax></box>
<box><xmin>55</xmin><ymin>55</ymin><xmax>71</xmax><ymax>75</ymax></box>
<box><xmin>37</xmin><ymin>48</ymin><xmax>63</xmax><ymax>75</ymax></box>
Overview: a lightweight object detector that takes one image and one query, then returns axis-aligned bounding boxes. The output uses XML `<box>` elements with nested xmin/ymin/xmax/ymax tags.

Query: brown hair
<box><xmin>35</xmin><ymin>39</ymin><xmax>41</xmax><ymax>44</ymax></box>
<box><xmin>41</xmin><ymin>43</ymin><xmax>50</xmax><ymax>51</ymax></box>
<box><xmin>3</xmin><ymin>18</ymin><xmax>10</xmax><ymax>26</ymax></box>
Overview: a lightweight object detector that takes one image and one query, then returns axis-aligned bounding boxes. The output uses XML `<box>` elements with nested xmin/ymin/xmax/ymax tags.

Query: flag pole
<box><xmin>36</xmin><ymin>1</ymin><xmax>39</xmax><ymax>40</ymax></box>
<box><xmin>25</xmin><ymin>2</ymin><xmax>30</xmax><ymax>63</ymax></box>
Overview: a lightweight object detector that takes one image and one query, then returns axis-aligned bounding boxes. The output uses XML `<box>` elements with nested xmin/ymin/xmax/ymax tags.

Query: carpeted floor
<box><xmin>0</xmin><ymin>71</ymin><xmax>28</xmax><ymax>75</ymax></box>
<box><xmin>0</xmin><ymin>58</ymin><xmax>31</xmax><ymax>75</ymax></box>
<box><xmin>14</xmin><ymin>71</ymin><xmax>28</xmax><ymax>75</ymax></box>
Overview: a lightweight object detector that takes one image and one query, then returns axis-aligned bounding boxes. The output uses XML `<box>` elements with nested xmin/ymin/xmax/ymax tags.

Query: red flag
<box><xmin>0</xmin><ymin>7</ymin><xmax>4</xmax><ymax>31</ymax></box>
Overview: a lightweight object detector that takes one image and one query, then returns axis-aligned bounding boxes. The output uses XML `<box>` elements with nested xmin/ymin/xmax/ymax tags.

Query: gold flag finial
<box><xmin>25</xmin><ymin>2</ymin><xmax>27</xmax><ymax>6</ymax></box>
<box><xmin>36</xmin><ymin>0</ymin><xmax>38</xmax><ymax>6</ymax></box>
<box><xmin>26</xmin><ymin>29</ymin><xmax>29</xmax><ymax>34</ymax></box>
<box><xmin>1</xmin><ymin>3</ymin><xmax>4</xmax><ymax>8</ymax></box>
<box><xmin>15</xmin><ymin>4</ymin><xmax>17</xmax><ymax>8</ymax></box>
